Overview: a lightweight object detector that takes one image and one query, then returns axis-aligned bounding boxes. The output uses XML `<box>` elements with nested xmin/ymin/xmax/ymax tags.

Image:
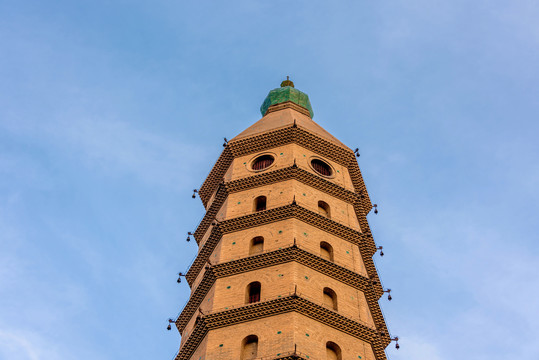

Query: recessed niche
<box><xmin>251</xmin><ymin>154</ymin><xmax>275</xmax><ymax>171</ymax></box>
<box><xmin>310</xmin><ymin>158</ymin><xmax>333</xmax><ymax>177</ymax></box>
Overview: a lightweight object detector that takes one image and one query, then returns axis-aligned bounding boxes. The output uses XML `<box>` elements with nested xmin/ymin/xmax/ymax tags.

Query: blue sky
<box><xmin>1</xmin><ymin>1</ymin><xmax>538</xmax><ymax>359</ymax></box>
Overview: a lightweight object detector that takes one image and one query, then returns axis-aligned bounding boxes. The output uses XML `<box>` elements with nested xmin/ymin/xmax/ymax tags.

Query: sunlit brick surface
<box><xmin>174</xmin><ymin>102</ymin><xmax>390</xmax><ymax>360</ymax></box>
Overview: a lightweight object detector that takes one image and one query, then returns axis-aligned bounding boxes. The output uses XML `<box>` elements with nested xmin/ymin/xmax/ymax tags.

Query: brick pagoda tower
<box><xmin>173</xmin><ymin>79</ymin><xmax>393</xmax><ymax>360</ymax></box>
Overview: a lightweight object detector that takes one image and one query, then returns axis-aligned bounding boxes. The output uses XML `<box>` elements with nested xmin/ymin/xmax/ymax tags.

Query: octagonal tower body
<box><xmin>174</xmin><ymin>82</ymin><xmax>392</xmax><ymax>360</ymax></box>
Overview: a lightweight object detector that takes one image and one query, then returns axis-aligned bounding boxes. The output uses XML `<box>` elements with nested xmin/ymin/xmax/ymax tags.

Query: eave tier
<box><xmin>197</xmin><ymin>124</ymin><xmax>372</xmax><ymax>212</ymax></box>
<box><xmin>193</xmin><ymin>165</ymin><xmax>370</xmax><ymax>242</ymax></box>
<box><xmin>175</xmin><ymin>295</ymin><xmax>390</xmax><ymax>360</ymax></box>
<box><xmin>185</xmin><ymin>203</ymin><xmax>383</xmax><ymax>294</ymax></box>
<box><xmin>177</xmin><ymin>245</ymin><xmax>389</xmax><ymax>339</ymax></box>
<box><xmin>195</xmin><ymin>201</ymin><xmax>368</xmax><ymax>250</ymax></box>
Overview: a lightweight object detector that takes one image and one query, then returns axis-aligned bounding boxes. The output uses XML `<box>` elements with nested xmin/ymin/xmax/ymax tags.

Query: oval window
<box><xmin>311</xmin><ymin>159</ymin><xmax>332</xmax><ymax>176</ymax></box>
<box><xmin>251</xmin><ymin>155</ymin><xmax>274</xmax><ymax>171</ymax></box>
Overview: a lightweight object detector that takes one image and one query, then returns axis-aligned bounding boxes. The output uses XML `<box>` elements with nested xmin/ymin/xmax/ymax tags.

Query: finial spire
<box><xmin>260</xmin><ymin>79</ymin><xmax>313</xmax><ymax>118</ymax></box>
<box><xmin>280</xmin><ymin>76</ymin><xmax>294</xmax><ymax>88</ymax></box>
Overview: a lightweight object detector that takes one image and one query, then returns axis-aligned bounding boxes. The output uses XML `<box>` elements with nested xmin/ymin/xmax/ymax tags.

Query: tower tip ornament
<box><xmin>280</xmin><ymin>76</ymin><xmax>294</xmax><ymax>88</ymax></box>
<box><xmin>260</xmin><ymin>77</ymin><xmax>313</xmax><ymax>117</ymax></box>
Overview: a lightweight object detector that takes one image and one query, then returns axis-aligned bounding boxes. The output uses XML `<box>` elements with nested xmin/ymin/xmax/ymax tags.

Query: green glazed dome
<box><xmin>260</xmin><ymin>80</ymin><xmax>314</xmax><ymax>118</ymax></box>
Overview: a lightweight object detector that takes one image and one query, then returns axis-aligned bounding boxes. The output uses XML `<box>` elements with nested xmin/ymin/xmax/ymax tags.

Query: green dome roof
<box><xmin>260</xmin><ymin>83</ymin><xmax>314</xmax><ymax>118</ymax></box>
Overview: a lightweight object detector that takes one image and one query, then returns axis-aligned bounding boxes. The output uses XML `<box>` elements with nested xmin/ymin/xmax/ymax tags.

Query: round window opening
<box><xmin>252</xmin><ymin>154</ymin><xmax>275</xmax><ymax>171</ymax></box>
<box><xmin>311</xmin><ymin>159</ymin><xmax>333</xmax><ymax>176</ymax></box>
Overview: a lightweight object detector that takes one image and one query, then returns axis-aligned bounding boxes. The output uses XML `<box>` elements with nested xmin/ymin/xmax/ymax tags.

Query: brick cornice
<box><xmin>178</xmin><ymin>246</ymin><xmax>387</xmax><ymax>337</ymax></box>
<box><xmin>197</xmin><ymin>125</ymin><xmax>372</xmax><ymax>212</ymax></box>
<box><xmin>186</xmin><ymin>225</ymin><xmax>222</xmax><ymax>284</ymax></box>
<box><xmin>186</xmin><ymin>204</ymin><xmax>382</xmax><ymax>292</ymax></box>
<box><xmin>177</xmin><ymin>269</ymin><xmax>216</xmax><ymax>333</ymax></box>
<box><xmin>226</xmin><ymin>165</ymin><xmax>358</xmax><ymax>202</ymax></box>
<box><xmin>194</xmin><ymin>165</ymin><xmax>368</xmax><ymax>244</ymax></box>
<box><xmin>176</xmin><ymin>295</ymin><xmax>389</xmax><ymax>360</ymax></box>
<box><xmin>219</xmin><ymin>203</ymin><xmax>362</xmax><ymax>240</ymax></box>
<box><xmin>193</xmin><ymin>183</ymin><xmax>227</xmax><ymax>240</ymax></box>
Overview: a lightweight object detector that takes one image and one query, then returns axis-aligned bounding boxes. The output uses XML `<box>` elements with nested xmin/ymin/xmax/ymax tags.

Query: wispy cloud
<box><xmin>1</xmin><ymin>1</ymin><xmax>538</xmax><ymax>359</ymax></box>
<box><xmin>0</xmin><ymin>330</ymin><xmax>45</xmax><ymax>360</ymax></box>
<box><xmin>1</xmin><ymin>115</ymin><xmax>208</xmax><ymax>190</ymax></box>
<box><xmin>389</xmin><ymin>334</ymin><xmax>443</xmax><ymax>360</ymax></box>
<box><xmin>390</xmin><ymin>208</ymin><xmax>539</xmax><ymax>359</ymax></box>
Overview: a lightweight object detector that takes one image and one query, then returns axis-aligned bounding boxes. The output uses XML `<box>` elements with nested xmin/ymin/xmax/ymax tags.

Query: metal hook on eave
<box><xmin>177</xmin><ymin>272</ymin><xmax>186</xmax><ymax>283</ymax></box>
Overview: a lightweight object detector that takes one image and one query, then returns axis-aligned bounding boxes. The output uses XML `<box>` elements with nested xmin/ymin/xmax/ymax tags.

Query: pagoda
<box><xmin>172</xmin><ymin>79</ymin><xmax>394</xmax><ymax>360</ymax></box>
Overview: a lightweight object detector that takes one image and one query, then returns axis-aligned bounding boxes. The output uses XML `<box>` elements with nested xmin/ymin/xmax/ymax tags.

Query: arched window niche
<box><xmin>241</xmin><ymin>335</ymin><xmax>259</xmax><ymax>360</ymax></box>
<box><xmin>254</xmin><ymin>196</ymin><xmax>267</xmax><ymax>212</ymax></box>
<box><xmin>246</xmin><ymin>281</ymin><xmax>261</xmax><ymax>304</ymax></box>
<box><xmin>320</xmin><ymin>241</ymin><xmax>334</xmax><ymax>262</ymax></box>
<box><xmin>318</xmin><ymin>200</ymin><xmax>330</xmax><ymax>218</ymax></box>
<box><xmin>323</xmin><ymin>287</ymin><xmax>338</xmax><ymax>311</ymax></box>
<box><xmin>250</xmin><ymin>236</ymin><xmax>264</xmax><ymax>255</ymax></box>
<box><xmin>326</xmin><ymin>341</ymin><xmax>342</xmax><ymax>360</ymax></box>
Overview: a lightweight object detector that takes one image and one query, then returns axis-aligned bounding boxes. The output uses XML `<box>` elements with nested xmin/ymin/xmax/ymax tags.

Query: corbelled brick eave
<box><xmin>177</xmin><ymin>246</ymin><xmax>389</xmax><ymax>339</ymax></box>
<box><xmin>186</xmin><ymin>204</ymin><xmax>383</xmax><ymax>293</ymax></box>
<box><xmin>197</xmin><ymin>124</ymin><xmax>372</xmax><ymax>213</ymax></box>
<box><xmin>176</xmin><ymin>295</ymin><xmax>389</xmax><ymax>360</ymax></box>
